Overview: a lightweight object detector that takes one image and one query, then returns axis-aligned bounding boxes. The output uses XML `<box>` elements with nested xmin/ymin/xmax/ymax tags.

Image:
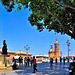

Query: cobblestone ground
<box><xmin>0</xmin><ymin>62</ymin><xmax>70</xmax><ymax>75</ymax></box>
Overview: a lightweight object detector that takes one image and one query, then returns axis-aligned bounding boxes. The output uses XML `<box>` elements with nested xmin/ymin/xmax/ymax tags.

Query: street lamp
<box><xmin>24</xmin><ymin>45</ymin><xmax>30</xmax><ymax>57</ymax></box>
<box><xmin>66</xmin><ymin>40</ymin><xmax>70</xmax><ymax>62</ymax></box>
<box><xmin>60</xmin><ymin>51</ymin><xmax>62</xmax><ymax>58</ymax></box>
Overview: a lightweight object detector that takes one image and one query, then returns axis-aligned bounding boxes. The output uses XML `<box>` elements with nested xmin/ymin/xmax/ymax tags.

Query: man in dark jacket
<box><xmin>27</xmin><ymin>57</ymin><xmax>30</xmax><ymax>67</ymax></box>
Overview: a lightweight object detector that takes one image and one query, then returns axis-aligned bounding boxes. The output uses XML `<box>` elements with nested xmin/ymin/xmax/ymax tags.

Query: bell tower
<box><xmin>54</xmin><ymin>38</ymin><xmax>59</xmax><ymax>58</ymax></box>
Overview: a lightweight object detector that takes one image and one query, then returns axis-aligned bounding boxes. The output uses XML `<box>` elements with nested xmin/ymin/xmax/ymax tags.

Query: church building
<box><xmin>49</xmin><ymin>38</ymin><xmax>59</xmax><ymax>58</ymax></box>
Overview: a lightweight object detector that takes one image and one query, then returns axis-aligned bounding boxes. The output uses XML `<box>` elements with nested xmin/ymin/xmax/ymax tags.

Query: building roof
<box><xmin>13</xmin><ymin>51</ymin><xmax>32</xmax><ymax>55</ymax></box>
<box><xmin>14</xmin><ymin>51</ymin><xmax>27</xmax><ymax>54</ymax></box>
<box><xmin>0</xmin><ymin>49</ymin><xmax>32</xmax><ymax>55</ymax></box>
<box><xmin>0</xmin><ymin>49</ymin><xmax>15</xmax><ymax>54</ymax></box>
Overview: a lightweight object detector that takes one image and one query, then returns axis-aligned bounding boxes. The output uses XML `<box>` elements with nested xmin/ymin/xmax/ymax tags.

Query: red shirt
<box><xmin>33</xmin><ymin>59</ymin><xmax>36</xmax><ymax>65</ymax></box>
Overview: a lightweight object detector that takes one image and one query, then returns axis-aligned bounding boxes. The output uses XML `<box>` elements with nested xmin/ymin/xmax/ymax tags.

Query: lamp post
<box><xmin>24</xmin><ymin>45</ymin><xmax>30</xmax><ymax>57</ymax></box>
<box><xmin>60</xmin><ymin>51</ymin><xmax>62</xmax><ymax>58</ymax></box>
<box><xmin>66</xmin><ymin>40</ymin><xmax>70</xmax><ymax>62</ymax></box>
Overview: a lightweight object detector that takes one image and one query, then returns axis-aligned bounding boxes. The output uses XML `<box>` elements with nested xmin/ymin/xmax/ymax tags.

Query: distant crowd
<box><xmin>12</xmin><ymin>56</ymin><xmax>38</xmax><ymax>73</ymax></box>
<box><xmin>12</xmin><ymin>56</ymin><xmax>75</xmax><ymax>73</ymax></box>
<box><xmin>50</xmin><ymin>57</ymin><xmax>75</xmax><ymax>66</ymax></box>
<box><xmin>50</xmin><ymin>57</ymin><xmax>66</xmax><ymax>66</ymax></box>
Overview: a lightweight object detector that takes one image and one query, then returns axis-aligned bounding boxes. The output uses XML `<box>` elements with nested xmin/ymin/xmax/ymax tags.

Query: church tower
<box><xmin>49</xmin><ymin>44</ymin><xmax>55</xmax><ymax>59</ymax></box>
<box><xmin>54</xmin><ymin>38</ymin><xmax>59</xmax><ymax>58</ymax></box>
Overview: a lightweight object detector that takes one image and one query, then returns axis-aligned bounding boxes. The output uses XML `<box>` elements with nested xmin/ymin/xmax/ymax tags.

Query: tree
<box><xmin>0</xmin><ymin>0</ymin><xmax>75</xmax><ymax>39</ymax></box>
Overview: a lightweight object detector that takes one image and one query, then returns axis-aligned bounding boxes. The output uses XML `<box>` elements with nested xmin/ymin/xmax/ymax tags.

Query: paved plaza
<box><xmin>0</xmin><ymin>62</ymin><xmax>70</xmax><ymax>75</ymax></box>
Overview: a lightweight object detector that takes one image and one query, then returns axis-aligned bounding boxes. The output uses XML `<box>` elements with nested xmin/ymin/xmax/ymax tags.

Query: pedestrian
<box><xmin>63</xmin><ymin>57</ymin><xmax>65</xmax><ymax>65</ymax></box>
<box><xmin>50</xmin><ymin>58</ymin><xmax>53</xmax><ymax>66</ymax></box>
<box><xmin>19</xmin><ymin>56</ymin><xmax>23</xmax><ymax>66</ymax></box>
<box><xmin>30</xmin><ymin>57</ymin><xmax>33</xmax><ymax>67</ymax></box>
<box><xmin>55</xmin><ymin>58</ymin><xmax>57</xmax><ymax>64</ymax></box>
<box><xmin>52</xmin><ymin>58</ymin><xmax>53</xmax><ymax>64</ymax></box>
<box><xmin>60</xmin><ymin>57</ymin><xmax>62</xmax><ymax>63</ymax></box>
<box><xmin>73</xmin><ymin>57</ymin><xmax>75</xmax><ymax>68</ymax></box>
<box><xmin>19</xmin><ymin>56</ymin><xmax>21</xmax><ymax>66</ymax></box>
<box><xmin>33</xmin><ymin>56</ymin><xmax>38</xmax><ymax>73</ymax></box>
<box><xmin>70</xmin><ymin>58</ymin><xmax>72</xmax><ymax>62</ymax></box>
<box><xmin>21</xmin><ymin>57</ymin><xmax>23</xmax><ymax>66</ymax></box>
<box><xmin>27</xmin><ymin>57</ymin><xmax>30</xmax><ymax>67</ymax></box>
<box><xmin>24</xmin><ymin>57</ymin><xmax>27</xmax><ymax>66</ymax></box>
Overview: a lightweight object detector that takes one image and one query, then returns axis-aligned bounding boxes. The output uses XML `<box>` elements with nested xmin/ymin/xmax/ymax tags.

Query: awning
<box><xmin>14</xmin><ymin>55</ymin><xmax>20</xmax><ymax>59</ymax></box>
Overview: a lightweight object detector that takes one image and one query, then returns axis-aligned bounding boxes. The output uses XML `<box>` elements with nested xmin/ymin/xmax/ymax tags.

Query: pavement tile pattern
<box><xmin>0</xmin><ymin>62</ymin><xmax>70</xmax><ymax>75</ymax></box>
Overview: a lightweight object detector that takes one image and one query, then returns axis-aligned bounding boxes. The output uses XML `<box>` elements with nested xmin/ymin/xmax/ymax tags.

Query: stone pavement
<box><xmin>0</xmin><ymin>62</ymin><xmax>70</xmax><ymax>75</ymax></box>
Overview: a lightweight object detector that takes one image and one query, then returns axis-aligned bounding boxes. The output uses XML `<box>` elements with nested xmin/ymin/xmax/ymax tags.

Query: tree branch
<box><xmin>55</xmin><ymin>0</ymin><xmax>75</xmax><ymax>10</ymax></box>
<box><xmin>45</xmin><ymin>6</ymin><xmax>75</xmax><ymax>39</ymax></box>
<box><xmin>45</xmin><ymin>6</ymin><xmax>65</xmax><ymax>30</ymax></box>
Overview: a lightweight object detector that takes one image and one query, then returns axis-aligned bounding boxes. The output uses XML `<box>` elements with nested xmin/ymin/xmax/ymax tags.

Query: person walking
<box><xmin>21</xmin><ymin>57</ymin><xmax>23</xmax><ymax>66</ymax></box>
<box><xmin>33</xmin><ymin>56</ymin><xmax>38</xmax><ymax>73</ymax></box>
<box><xmin>63</xmin><ymin>57</ymin><xmax>65</xmax><ymax>65</ymax></box>
<box><xmin>27</xmin><ymin>57</ymin><xmax>30</xmax><ymax>67</ymax></box>
<box><xmin>60</xmin><ymin>57</ymin><xmax>62</xmax><ymax>65</ymax></box>
<box><xmin>55</xmin><ymin>58</ymin><xmax>57</xmax><ymax>64</ymax></box>
<box><xmin>52</xmin><ymin>58</ymin><xmax>53</xmax><ymax>64</ymax></box>
<box><xmin>30</xmin><ymin>57</ymin><xmax>33</xmax><ymax>67</ymax></box>
<box><xmin>50</xmin><ymin>58</ymin><xmax>53</xmax><ymax>66</ymax></box>
<box><xmin>19</xmin><ymin>56</ymin><xmax>21</xmax><ymax>66</ymax></box>
<box><xmin>24</xmin><ymin>57</ymin><xmax>27</xmax><ymax>67</ymax></box>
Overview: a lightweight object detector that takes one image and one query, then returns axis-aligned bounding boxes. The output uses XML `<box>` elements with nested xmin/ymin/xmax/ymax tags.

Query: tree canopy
<box><xmin>0</xmin><ymin>0</ymin><xmax>75</xmax><ymax>39</ymax></box>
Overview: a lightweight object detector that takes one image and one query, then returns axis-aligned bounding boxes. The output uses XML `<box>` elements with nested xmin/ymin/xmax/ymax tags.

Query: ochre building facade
<box><xmin>49</xmin><ymin>38</ymin><xmax>59</xmax><ymax>59</ymax></box>
<box><xmin>0</xmin><ymin>49</ymin><xmax>32</xmax><ymax>63</ymax></box>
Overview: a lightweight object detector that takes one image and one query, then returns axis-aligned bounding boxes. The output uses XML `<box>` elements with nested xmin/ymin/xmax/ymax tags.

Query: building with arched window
<box><xmin>0</xmin><ymin>49</ymin><xmax>32</xmax><ymax>63</ymax></box>
<box><xmin>49</xmin><ymin>38</ymin><xmax>59</xmax><ymax>59</ymax></box>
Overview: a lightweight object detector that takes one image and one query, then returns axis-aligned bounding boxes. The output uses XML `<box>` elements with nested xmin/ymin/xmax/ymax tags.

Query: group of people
<box><xmin>19</xmin><ymin>56</ymin><xmax>23</xmax><ymax>66</ymax></box>
<box><xmin>24</xmin><ymin>57</ymin><xmax>33</xmax><ymax>67</ymax></box>
<box><xmin>50</xmin><ymin>58</ymin><xmax>58</xmax><ymax>66</ymax></box>
<box><xmin>24</xmin><ymin>56</ymin><xmax>38</xmax><ymax>73</ymax></box>
<box><xmin>18</xmin><ymin>56</ymin><xmax>33</xmax><ymax>67</ymax></box>
<box><xmin>50</xmin><ymin>57</ymin><xmax>67</xmax><ymax>66</ymax></box>
<box><xmin>12</xmin><ymin>56</ymin><xmax>38</xmax><ymax>73</ymax></box>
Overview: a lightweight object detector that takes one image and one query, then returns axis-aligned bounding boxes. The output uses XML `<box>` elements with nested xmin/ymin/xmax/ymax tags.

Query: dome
<box><xmin>49</xmin><ymin>44</ymin><xmax>55</xmax><ymax>52</ymax></box>
<box><xmin>49</xmin><ymin>48</ymin><xmax>55</xmax><ymax>52</ymax></box>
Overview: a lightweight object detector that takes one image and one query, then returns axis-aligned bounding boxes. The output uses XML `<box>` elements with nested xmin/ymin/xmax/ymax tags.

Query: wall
<box><xmin>49</xmin><ymin>52</ymin><xmax>55</xmax><ymax>59</ymax></box>
<box><xmin>55</xmin><ymin>43</ymin><xmax>59</xmax><ymax>58</ymax></box>
<box><xmin>8</xmin><ymin>54</ymin><xmax>16</xmax><ymax>63</ymax></box>
<box><xmin>36</xmin><ymin>57</ymin><xmax>42</xmax><ymax>61</ymax></box>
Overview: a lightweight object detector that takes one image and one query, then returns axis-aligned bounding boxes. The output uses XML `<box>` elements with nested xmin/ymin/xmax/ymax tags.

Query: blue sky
<box><xmin>0</xmin><ymin>3</ymin><xmax>75</xmax><ymax>56</ymax></box>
